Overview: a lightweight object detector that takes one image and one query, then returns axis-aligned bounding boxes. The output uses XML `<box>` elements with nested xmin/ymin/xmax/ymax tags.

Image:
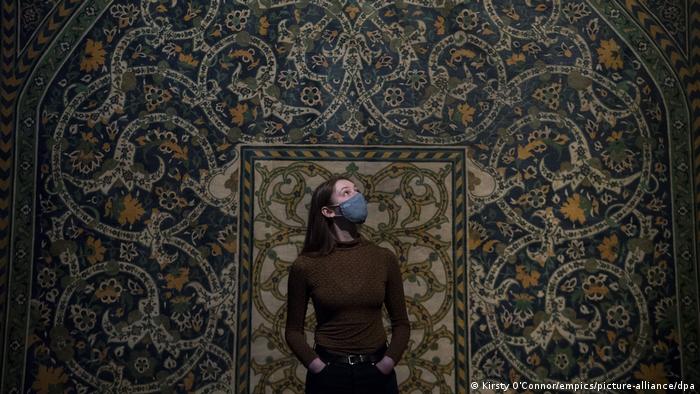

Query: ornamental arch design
<box><xmin>0</xmin><ymin>0</ymin><xmax>698</xmax><ymax>393</ymax></box>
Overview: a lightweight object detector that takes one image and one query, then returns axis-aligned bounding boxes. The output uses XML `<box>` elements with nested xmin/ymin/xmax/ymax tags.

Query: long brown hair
<box><xmin>301</xmin><ymin>176</ymin><xmax>348</xmax><ymax>256</ymax></box>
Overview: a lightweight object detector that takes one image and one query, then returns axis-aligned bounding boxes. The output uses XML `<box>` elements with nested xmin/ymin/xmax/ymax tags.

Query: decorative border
<box><xmin>0</xmin><ymin>0</ymin><xmax>17</xmax><ymax>370</ymax></box>
<box><xmin>619</xmin><ymin>0</ymin><xmax>692</xmax><ymax>76</ymax></box>
<box><xmin>235</xmin><ymin>145</ymin><xmax>469</xmax><ymax>393</ymax></box>
<box><xmin>617</xmin><ymin>6</ymin><xmax>700</xmax><ymax>351</ymax></box>
<box><xmin>690</xmin><ymin>5</ymin><xmax>700</xmax><ymax>370</ymax></box>
<box><xmin>1</xmin><ymin>0</ymin><xmax>88</xmax><ymax>370</ymax></box>
<box><xmin>691</xmin><ymin>0</ymin><xmax>700</xmax><ymax>379</ymax></box>
<box><xmin>590</xmin><ymin>0</ymin><xmax>700</xmax><ymax>383</ymax></box>
<box><xmin>1</xmin><ymin>0</ymin><xmax>110</xmax><ymax>390</ymax></box>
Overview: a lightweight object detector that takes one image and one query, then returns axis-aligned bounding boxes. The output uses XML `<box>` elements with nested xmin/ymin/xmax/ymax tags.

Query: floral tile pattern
<box><xmin>2</xmin><ymin>0</ymin><xmax>698</xmax><ymax>393</ymax></box>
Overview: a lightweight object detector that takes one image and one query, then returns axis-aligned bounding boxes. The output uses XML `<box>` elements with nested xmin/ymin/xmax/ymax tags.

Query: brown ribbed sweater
<box><xmin>285</xmin><ymin>238</ymin><xmax>410</xmax><ymax>367</ymax></box>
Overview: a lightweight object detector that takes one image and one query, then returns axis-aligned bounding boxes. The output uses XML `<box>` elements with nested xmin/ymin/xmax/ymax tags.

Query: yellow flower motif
<box><xmin>118</xmin><ymin>194</ymin><xmax>145</xmax><ymax>225</ymax></box>
<box><xmin>166</xmin><ymin>267</ymin><xmax>190</xmax><ymax>291</ymax></box>
<box><xmin>32</xmin><ymin>365</ymin><xmax>68</xmax><ymax>394</ymax></box>
<box><xmin>468</xmin><ymin>233</ymin><xmax>482</xmax><ymax>251</ymax></box>
<box><xmin>178</xmin><ymin>52</ymin><xmax>199</xmax><ymax>67</ymax></box>
<box><xmin>506</xmin><ymin>52</ymin><xmax>526</xmax><ymax>65</ymax></box>
<box><xmin>344</xmin><ymin>5</ymin><xmax>360</xmax><ymax>20</ymax></box>
<box><xmin>159</xmin><ymin>141</ymin><xmax>189</xmax><ymax>161</ymax></box>
<box><xmin>633</xmin><ymin>363</ymin><xmax>667</xmax><ymax>383</ymax></box>
<box><xmin>80</xmin><ymin>39</ymin><xmax>106</xmax><ymax>72</ymax></box>
<box><xmin>259</xmin><ymin>16</ymin><xmax>270</xmax><ymax>35</ymax></box>
<box><xmin>515</xmin><ymin>265</ymin><xmax>540</xmax><ymax>288</ymax></box>
<box><xmin>82</xmin><ymin>132</ymin><xmax>98</xmax><ymax>144</ymax></box>
<box><xmin>597</xmin><ymin>234</ymin><xmax>618</xmax><ymax>262</ymax></box>
<box><xmin>526</xmin><ymin>353</ymin><xmax>540</xmax><ymax>366</ymax></box>
<box><xmin>606</xmin><ymin>130</ymin><xmax>623</xmax><ymax>142</ymax></box>
<box><xmin>229</xmin><ymin>103</ymin><xmax>249</xmax><ymax>126</ymax></box>
<box><xmin>434</xmin><ymin>16</ymin><xmax>446</xmax><ymax>35</ymax></box>
<box><xmin>458</xmin><ymin>103</ymin><xmax>476</xmax><ymax>126</ymax></box>
<box><xmin>517</xmin><ymin>140</ymin><xmax>546</xmax><ymax>160</ymax></box>
<box><xmin>85</xmin><ymin>236</ymin><xmax>106</xmax><ymax>265</ymax></box>
<box><xmin>183</xmin><ymin>371</ymin><xmax>195</xmax><ymax>391</ymax></box>
<box><xmin>560</xmin><ymin>193</ymin><xmax>586</xmax><ymax>224</ymax></box>
<box><xmin>209</xmin><ymin>243</ymin><xmax>223</xmax><ymax>256</ymax></box>
<box><xmin>596</xmin><ymin>39</ymin><xmax>623</xmax><ymax>70</ymax></box>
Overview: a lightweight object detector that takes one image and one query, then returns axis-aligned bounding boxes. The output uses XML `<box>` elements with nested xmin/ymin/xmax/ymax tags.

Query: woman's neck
<box><xmin>332</xmin><ymin>220</ymin><xmax>359</xmax><ymax>242</ymax></box>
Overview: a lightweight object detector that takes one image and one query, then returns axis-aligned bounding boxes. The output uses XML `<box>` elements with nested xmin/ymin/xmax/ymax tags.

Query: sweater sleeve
<box><xmin>384</xmin><ymin>252</ymin><xmax>410</xmax><ymax>363</ymax></box>
<box><xmin>284</xmin><ymin>259</ymin><xmax>318</xmax><ymax>367</ymax></box>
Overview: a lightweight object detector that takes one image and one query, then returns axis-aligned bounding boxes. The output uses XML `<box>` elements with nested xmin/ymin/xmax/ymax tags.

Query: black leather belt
<box><xmin>315</xmin><ymin>344</ymin><xmax>386</xmax><ymax>366</ymax></box>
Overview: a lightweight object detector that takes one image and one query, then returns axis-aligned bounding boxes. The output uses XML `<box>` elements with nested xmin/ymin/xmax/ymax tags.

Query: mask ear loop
<box><xmin>323</xmin><ymin>204</ymin><xmax>342</xmax><ymax>216</ymax></box>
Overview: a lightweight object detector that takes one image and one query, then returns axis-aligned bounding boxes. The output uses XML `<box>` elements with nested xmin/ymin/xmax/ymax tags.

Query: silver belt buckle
<box><xmin>347</xmin><ymin>355</ymin><xmax>362</xmax><ymax>365</ymax></box>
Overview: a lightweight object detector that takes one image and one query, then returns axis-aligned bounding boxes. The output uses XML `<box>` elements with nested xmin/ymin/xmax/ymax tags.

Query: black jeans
<box><xmin>305</xmin><ymin>362</ymin><xmax>399</xmax><ymax>394</ymax></box>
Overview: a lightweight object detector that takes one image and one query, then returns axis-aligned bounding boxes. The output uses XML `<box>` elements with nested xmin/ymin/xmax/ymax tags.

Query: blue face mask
<box><xmin>332</xmin><ymin>193</ymin><xmax>368</xmax><ymax>224</ymax></box>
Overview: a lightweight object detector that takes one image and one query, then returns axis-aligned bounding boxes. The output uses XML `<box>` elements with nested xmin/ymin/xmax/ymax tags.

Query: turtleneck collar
<box><xmin>334</xmin><ymin>236</ymin><xmax>363</xmax><ymax>250</ymax></box>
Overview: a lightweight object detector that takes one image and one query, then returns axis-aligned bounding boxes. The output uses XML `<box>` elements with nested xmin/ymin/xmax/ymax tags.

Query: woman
<box><xmin>285</xmin><ymin>176</ymin><xmax>410</xmax><ymax>394</ymax></box>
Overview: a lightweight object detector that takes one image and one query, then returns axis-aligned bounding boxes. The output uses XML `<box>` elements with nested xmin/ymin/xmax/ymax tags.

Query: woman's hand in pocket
<box><xmin>308</xmin><ymin>358</ymin><xmax>327</xmax><ymax>374</ymax></box>
<box><xmin>374</xmin><ymin>356</ymin><xmax>395</xmax><ymax>375</ymax></box>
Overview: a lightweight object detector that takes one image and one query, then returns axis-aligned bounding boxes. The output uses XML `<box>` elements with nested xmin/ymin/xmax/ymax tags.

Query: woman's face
<box><xmin>330</xmin><ymin>179</ymin><xmax>360</xmax><ymax>206</ymax></box>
